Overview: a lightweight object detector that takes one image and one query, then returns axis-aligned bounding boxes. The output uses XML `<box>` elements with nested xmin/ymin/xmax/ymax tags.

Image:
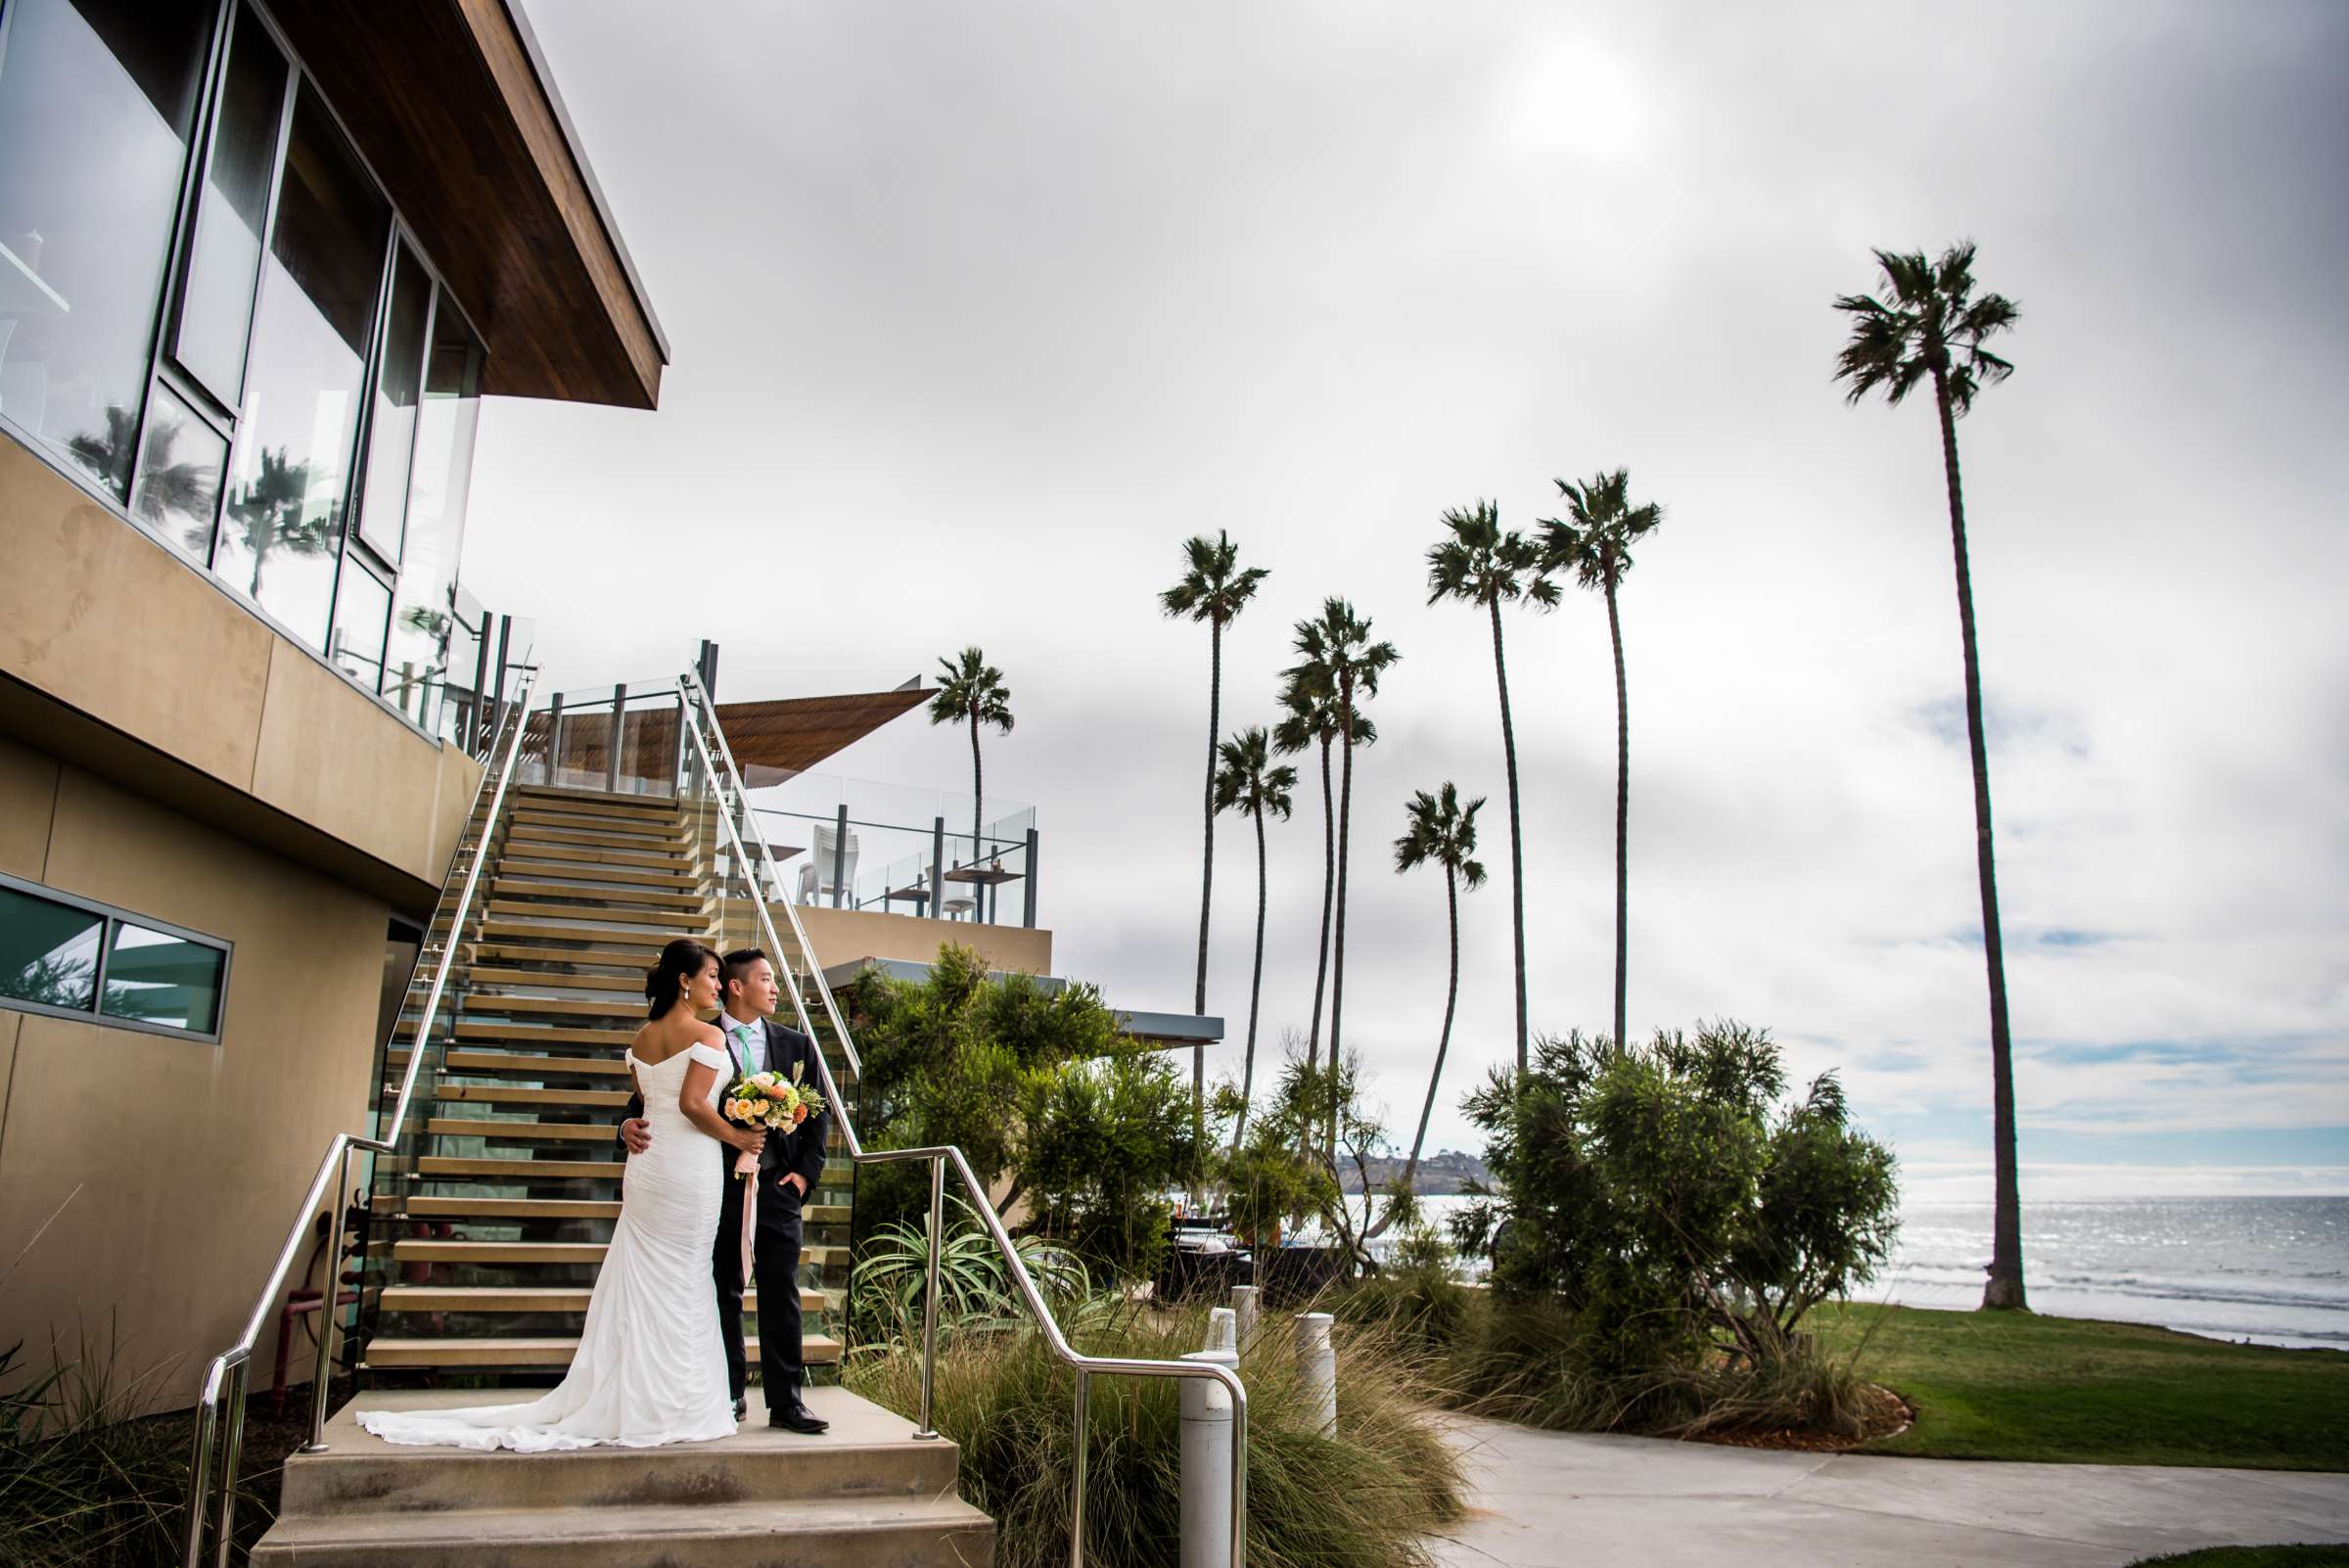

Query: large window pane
<box><xmin>173</xmin><ymin>5</ymin><xmax>287</xmax><ymax>408</ymax></box>
<box><xmin>354</xmin><ymin>243</ymin><xmax>430</xmax><ymax>564</ymax></box>
<box><xmin>330</xmin><ymin>555</ymin><xmax>390</xmax><ymax>692</ymax></box>
<box><xmin>101</xmin><ymin>919</ymin><xmax>225</xmax><ymax>1034</ymax></box>
<box><xmin>217</xmin><ymin>85</ymin><xmax>388</xmax><ymax>650</ymax></box>
<box><xmin>128</xmin><ymin>381</ymin><xmax>226</xmax><ymax>562</ymax></box>
<box><xmin>386</xmin><ymin>300</ymin><xmax>483</xmax><ymax>731</ymax></box>
<box><xmin>0</xmin><ymin>884</ymin><xmax>103</xmax><ymax>1013</ymax></box>
<box><xmin>0</xmin><ymin>0</ymin><xmax>213</xmax><ymax>496</ymax></box>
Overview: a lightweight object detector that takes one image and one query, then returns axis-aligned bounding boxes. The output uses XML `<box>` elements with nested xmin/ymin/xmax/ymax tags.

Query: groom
<box><xmin>620</xmin><ymin>946</ymin><xmax>831</xmax><ymax>1433</ymax></box>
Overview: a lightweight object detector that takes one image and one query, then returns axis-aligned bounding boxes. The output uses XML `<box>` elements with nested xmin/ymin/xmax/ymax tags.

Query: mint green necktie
<box><xmin>732</xmin><ymin>1021</ymin><xmax>758</xmax><ymax>1074</ymax></box>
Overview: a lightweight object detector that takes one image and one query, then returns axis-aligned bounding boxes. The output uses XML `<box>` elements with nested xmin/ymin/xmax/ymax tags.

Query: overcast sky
<box><xmin>469</xmin><ymin>1</ymin><xmax>2349</xmax><ymax>1201</ymax></box>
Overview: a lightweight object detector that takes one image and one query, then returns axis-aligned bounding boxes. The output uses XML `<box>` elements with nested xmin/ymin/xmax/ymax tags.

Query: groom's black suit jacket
<box><xmin>619</xmin><ymin>1015</ymin><xmax>831</xmax><ymax>1195</ymax></box>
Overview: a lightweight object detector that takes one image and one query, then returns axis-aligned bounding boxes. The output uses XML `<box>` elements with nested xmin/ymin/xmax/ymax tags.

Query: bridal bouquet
<box><xmin>721</xmin><ymin>1062</ymin><xmax>825</xmax><ymax>1180</ymax></box>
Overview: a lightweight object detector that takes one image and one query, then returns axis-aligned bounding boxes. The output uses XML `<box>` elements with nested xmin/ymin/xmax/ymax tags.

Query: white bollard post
<box><xmin>1229</xmin><ymin>1285</ymin><xmax>1260</xmax><ymax>1349</ymax></box>
<box><xmin>1295</xmin><ymin>1312</ymin><xmax>1336</xmax><ymax>1437</ymax></box>
<box><xmin>1179</xmin><ymin>1338</ymin><xmax>1241</xmax><ymax>1568</ymax></box>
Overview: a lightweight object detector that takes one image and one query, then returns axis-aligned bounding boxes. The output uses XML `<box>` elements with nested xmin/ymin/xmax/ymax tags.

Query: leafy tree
<box><xmin>1226</xmin><ymin>1048</ymin><xmax>1395</xmax><ymax>1270</ymax></box>
<box><xmin>1539</xmin><ymin>469</ymin><xmax>1663</xmax><ymax>1060</ymax></box>
<box><xmin>1159</xmin><ymin>531</ymin><xmax>1269</xmax><ymax>1152</ymax></box>
<box><xmin>1426</xmin><ymin>501</ymin><xmax>1554</xmax><ymax>1074</ymax></box>
<box><xmin>927</xmin><ymin>647</ymin><xmax>1015</xmax><ymax>891</ymax></box>
<box><xmin>1389</xmin><ymin>782</ymin><xmax>1486</xmax><ymax>1209</ymax></box>
<box><xmin>1212</xmin><ymin>725</ymin><xmax>1295</xmax><ymax>1152</ymax></box>
<box><xmin>1279</xmin><ymin>599</ymin><xmax>1399</xmax><ymax>1147</ymax></box>
<box><xmin>1272</xmin><ymin>674</ymin><xmax>1373</xmax><ymax>1072</ymax></box>
<box><xmin>1022</xmin><ymin>1044</ymin><xmax>1202</xmax><ymax>1276</ymax></box>
<box><xmin>1454</xmin><ymin>1022</ymin><xmax>1898</xmax><ymax>1374</ymax></box>
<box><xmin>1833</xmin><ymin>241</ymin><xmax>2025</xmax><ymax>1311</ymax></box>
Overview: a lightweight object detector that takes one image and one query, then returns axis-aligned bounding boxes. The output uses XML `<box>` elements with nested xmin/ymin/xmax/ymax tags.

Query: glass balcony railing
<box><xmin>755</xmin><ymin>772</ymin><xmax>1039</xmax><ymax>929</ymax></box>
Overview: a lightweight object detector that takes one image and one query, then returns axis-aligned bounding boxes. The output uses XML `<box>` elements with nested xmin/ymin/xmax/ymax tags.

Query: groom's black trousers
<box><xmin>713</xmin><ymin>1171</ymin><xmax>805</xmax><ymax>1402</ymax></box>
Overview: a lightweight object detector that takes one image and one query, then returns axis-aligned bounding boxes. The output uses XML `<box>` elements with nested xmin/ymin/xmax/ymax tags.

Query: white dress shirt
<box><xmin>719</xmin><ymin>1010</ymin><xmax>766</xmax><ymax>1075</ymax></box>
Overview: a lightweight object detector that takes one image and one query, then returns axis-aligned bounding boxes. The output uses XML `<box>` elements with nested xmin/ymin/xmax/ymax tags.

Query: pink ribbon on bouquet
<box><xmin>734</xmin><ymin>1148</ymin><xmax>760</xmax><ymax>1280</ymax></box>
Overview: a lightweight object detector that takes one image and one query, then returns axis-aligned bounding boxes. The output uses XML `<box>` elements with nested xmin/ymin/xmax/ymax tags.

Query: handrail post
<box><xmin>1070</xmin><ymin>1368</ymin><xmax>1090</xmax><ymax>1568</ymax></box>
<box><xmin>832</xmin><ymin>803</ymin><xmax>849</xmax><ymax>908</ymax></box>
<box><xmin>915</xmin><ymin>1153</ymin><xmax>944</xmax><ymax>1440</ymax></box>
<box><xmin>212</xmin><ymin>1359</ymin><xmax>249</xmax><ymax>1568</ymax></box>
<box><xmin>301</xmin><ymin>1141</ymin><xmax>353</xmax><ymax>1452</ymax></box>
<box><xmin>181</xmin><ymin>1377</ymin><xmax>218</xmax><ymax>1568</ymax></box>
<box><xmin>606</xmin><ymin>683</ymin><xmax>627</xmax><ymax>794</ymax></box>
<box><xmin>548</xmin><ymin>692</ymin><xmax>565</xmax><ymax>786</ymax></box>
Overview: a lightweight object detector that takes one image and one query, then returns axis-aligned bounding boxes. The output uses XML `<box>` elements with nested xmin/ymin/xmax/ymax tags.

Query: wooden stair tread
<box><xmin>395</xmin><ymin>1049</ymin><xmax>630</xmax><ymax>1079</ymax></box>
<box><xmin>492</xmin><ymin>860</ymin><xmax>699</xmax><ymax>889</ymax></box>
<box><xmin>427</xmin><ymin>1084</ymin><xmax>631</xmax><ymax>1108</ymax></box>
<box><xmin>463</xmin><ymin>993</ymin><xmax>646</xmax><ymax>1019</ymax></box>
<box><xmin>465</xmin><ymin>966</ymin><xmax>646</xmax><ymax>991</ymax></box>
<box><xmin>427</xmin><ymin>1118</ymin><xmax>622</xmax><ymax>1142</ymax></box>
<box><xmin>484</xmin><ymin>903</ymin><xmax>681</xmax><ymax>934</ymax></box>
<box><xmin>499</xmin><ymin>833</ymin><xmax>690</xmax><ymax>869</ymax></box>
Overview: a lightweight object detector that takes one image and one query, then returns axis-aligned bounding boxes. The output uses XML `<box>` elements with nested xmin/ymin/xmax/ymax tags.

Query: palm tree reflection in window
<box><xmin>66</xmin><ymin>404</ymin><xmax>218</xmax><ymax>530</ymax></box>
<box><xmin>217</xmin><ymin>445</ymin><xmax>334</xmax><ymax>597</ymax></box>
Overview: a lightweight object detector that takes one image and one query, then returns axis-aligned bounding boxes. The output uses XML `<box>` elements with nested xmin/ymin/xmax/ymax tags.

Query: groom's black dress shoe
<box><xmin>732</xmin><ymin>1396</ymin><xmax>747</xmax><ymax>1423</ymax></box>
<box><xmin>768</xmin><ymin>1398</ymin><xmax>829</xmax><ymax>1434</ymax></box>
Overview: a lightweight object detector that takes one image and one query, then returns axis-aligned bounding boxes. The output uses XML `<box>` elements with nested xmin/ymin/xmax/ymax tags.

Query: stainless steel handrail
<box><xmin>178</xmin><ymin>670</ymin><xmax>538</xmax><ymax>1568</ymax></box>
<box><xmin>677</xmin><ymin>669</ymin><xmax>1248</xmax><ymax>1568</ymax></box>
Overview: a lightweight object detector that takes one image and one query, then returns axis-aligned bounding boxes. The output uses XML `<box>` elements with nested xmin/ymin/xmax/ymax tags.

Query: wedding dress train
<box><xmin>356</xmin><ymin>1040</ymin><xmax>736</xmax><ymax>1452</ymax></box>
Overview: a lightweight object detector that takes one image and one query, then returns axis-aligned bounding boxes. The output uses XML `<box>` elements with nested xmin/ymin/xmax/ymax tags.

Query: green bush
<box><xmin>1020</xmin><ymin>1046</ymin><xmax>1200</xmax><ymax>1276</ymax></box>
<box><xmin>847</xmin><ymin>1301</ymin><xmax>1464</xmax><ymax>1568</ymax></box>
<box><xmin>1452</xmin><ymin>1021</ymin><xmax>1898</xmax><ymax>1374</ymax></box>
<box><xmin>848</xmin><ymin>1198</ymin><xmax>1090</xmax><ymax>1344</ymax></box>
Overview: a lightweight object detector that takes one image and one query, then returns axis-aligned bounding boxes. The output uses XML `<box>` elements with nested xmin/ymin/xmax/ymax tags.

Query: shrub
<box><xmin>1020</xmin><ymin>1046</ymin><xmax>1200</xmax><ymax>1277</ymax></box>
<box><xmin>848</xmin><ymin>1300</ymin><xmax>1462</xmax><ymax>1568</ymax></box>
<box><xmin>848</xmin><ymin>1198</ymin><xmax>1090</xmax><ymax>1344</ymax></box>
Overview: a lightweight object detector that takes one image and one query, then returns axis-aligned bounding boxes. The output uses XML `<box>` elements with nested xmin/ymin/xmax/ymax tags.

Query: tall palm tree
<box><xmin>1390</xmin><ymin>782</ymin><xmax>1485</xmax><ymax>1209</ymax></box>
<box><xmin>1427</xmin><ymin>500</ymin><xmax>1556</xmax><ymax>1075</ymax></box>
<box><xmin>1541</xmin><ymin>469</ymin><xmax>1663</xmax><ymax>1059</ymax></box>
<box><xmin>1834</xmin><ymin>241</ymin><xmax>2024</xmax><ymax>1311</ymax></box>
<box><xmin>1272</xmin><ymin>675</ymin><xmax>1374</xmax><ymax>1068</ymax></box>
<box><xmin>927</xmin><ymin>648</ymin><xmax>1015</xmax><ymax>901</ymax></box>
<box><xmin>1160</xmin><ymin>531</ymin><xmax>1269</xmax><ymax>1143</ymax></box>
<box><xmin>1281</xmin><ymin>599</ymin><xmax>1399</xmax><ymax>1146</ymax></box>
<box><xmin>1213</xmin><ymin>725</ymin><xmax>1295</xmax><ymax>1153</ymax></box>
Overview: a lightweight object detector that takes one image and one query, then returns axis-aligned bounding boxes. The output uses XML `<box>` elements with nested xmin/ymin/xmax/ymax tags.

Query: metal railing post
<box><xmin>1070</xmin><ymin>1368</ymin><xmax>1090</xmax><ymax>1568</ymax></box>
<box><xmin>212</xmin><ymin>1359</ymin><xmax>249</xmax><ymax>1568</ymax></box>
<box><xmin>1024</xmin><ymin>828</ymin><xmax>1039</xmax><ymax>928</ymax></box>
<box><xmin>547</xmin><ymin>692</ymin><xmax>566</xmax><ymax>786</ymax></box>
<box><xmin>606</xmin><ymin>684</ymin><xmax>627</xmax><ymax>794</ymax></box>
<box><xmin>300</xmin><ymin>1143</ymin><xmax>354</xmax><ymax>1451</ymax></box>
<box><xmin>915</xmin><ymin>1154</ymin><xmax>944</xmax><ymax>1439</ymax></box>
<box><xmin>931</xmin><ymin>816</ymin><xmax>946</xmax><ymax>923</ymax></box>
<box><xmin>180</xmin><ymin>1368</ymin><xmax>220</xmax><ymax>1568</ymax></box>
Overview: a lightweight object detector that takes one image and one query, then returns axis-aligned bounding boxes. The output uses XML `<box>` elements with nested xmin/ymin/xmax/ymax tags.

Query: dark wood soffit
<box><xmin>716</xmin><ymin>690</ymin><xmax>936</xmax><ymax>776</ymax></box>
<box><xmin>267</xmin><ymin>0</ymin><xmax>664</xmax><ymax>410</ymax></box>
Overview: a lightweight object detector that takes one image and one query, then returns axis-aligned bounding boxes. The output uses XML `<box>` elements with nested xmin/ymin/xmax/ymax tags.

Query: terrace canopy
<box><xmin>717</xmin><ymin>686</ymin><xmax>933</xmax><ymax>786</ymax></box>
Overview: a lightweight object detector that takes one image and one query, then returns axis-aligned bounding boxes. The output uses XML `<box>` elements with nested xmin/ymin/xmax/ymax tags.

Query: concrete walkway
<box><xmin>1427</xmin><ymin>1418</ymin><xmax>2349</xmax><ymax>1567</ymax></box>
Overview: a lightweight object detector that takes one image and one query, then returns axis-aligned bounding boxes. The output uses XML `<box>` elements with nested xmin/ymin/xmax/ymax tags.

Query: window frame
<box><xmin>0</xmin><ymin>869</ymin><xmax>233</xmax><ymax>1044</ymax></box>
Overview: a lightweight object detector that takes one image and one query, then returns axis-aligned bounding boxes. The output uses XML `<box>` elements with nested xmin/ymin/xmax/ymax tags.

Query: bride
<box><xmin>357</xmin><ymin>938</ymin><xmax>764</xmax><ymax>1451</ymax></box>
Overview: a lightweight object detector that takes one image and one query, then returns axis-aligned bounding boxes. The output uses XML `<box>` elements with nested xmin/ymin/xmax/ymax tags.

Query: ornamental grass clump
<box><xmin>847</xmin><ymin>1299</ymin><xmax>1464</xmax><ymax>1568</ymax></box>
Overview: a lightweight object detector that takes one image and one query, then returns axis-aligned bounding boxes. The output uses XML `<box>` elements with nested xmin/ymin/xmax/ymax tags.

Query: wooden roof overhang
<box><xmin>716</xmin><ymin>688</ymin><xmax>935</xmax><ymax>781</ymax></box>
<box><xmin>268</xmin><ymin>0</ymin><xmax>667</xmax><ymax>408</ymax></box>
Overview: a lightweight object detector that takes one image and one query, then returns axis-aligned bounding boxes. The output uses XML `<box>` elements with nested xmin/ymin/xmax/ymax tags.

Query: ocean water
<box><xmin>1376</xmin><ymin>1194</ymin><xmax>2349</xmax><ymax>1350</ymax></box>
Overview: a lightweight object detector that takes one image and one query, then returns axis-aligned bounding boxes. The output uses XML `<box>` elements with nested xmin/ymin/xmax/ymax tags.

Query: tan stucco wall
<box><xmin>0</xmin><ymin>739</ymin><xmax>387</xmax><ymax>1413</ymax></box>
<box><xmin>795</xmin><ymin>904</ymin><xmax>1053</xmax><ymax>977</ymax></box>
<box><xmin>0</xmin><ymin>438</ymin><xmax>477</xmax><ymax>894</ymax></box>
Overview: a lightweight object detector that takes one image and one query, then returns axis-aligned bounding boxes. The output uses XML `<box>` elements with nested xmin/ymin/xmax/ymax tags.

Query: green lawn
<box><xmin>2128</xmin><ymin>1550</ymin><xmax>2349</xmax><ymax>1566</ymax></box>
<box><xmin>1811</xmin><ymin>1303</ymin><xmax>2349</xmax><ymax>1471</ymax></box>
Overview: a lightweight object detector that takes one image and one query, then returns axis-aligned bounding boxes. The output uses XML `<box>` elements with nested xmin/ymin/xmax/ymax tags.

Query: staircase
<box><xmin>359</xmin><ymin>779</ymin><xmax>857</xmax><ymax>1380</ymax></box>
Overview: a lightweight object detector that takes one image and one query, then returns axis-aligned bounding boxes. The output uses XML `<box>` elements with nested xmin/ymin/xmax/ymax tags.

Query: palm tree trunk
<box><xmin>1404</xmin><ymin>863</ymin><xmax>1460</xmax><ymax>1199</ymax></box>
<box><xmin>1934</xmin><ymin>365</ymin><xmax>2025</xmax><ymax>1313</ymax></box>
<box><xmin>968</xmin><ymin>714</ymin><xmax>984</xmax><ymax>913</ymax></box>
<box><xmin>1328</xmin><ymin>676</ymin><xmax>1356</xmax><ymax>1158</ymax></box>
<box><xmin>1193</xmin><ymin>621</ymin><xmax>1220</xmax><ymax>1162</ymax></box>
<box><xmin>1231</xmin><ymin>802</ymin><xmax>1267</xmax><ymax>1155</ymax></box>
<box><xmin>1605</xmin><ymin>576</ymin><xmax>1629</xmax><ymax>1052</ymax></box>
<box><xmin>1308</xmin><ymin>736</ymin><xmax>1334</xmax><ymax>1061</ymax></box>
<box><xmin>1491</xmin><ymin>598</ymin><xmax>1528</xmax><ymax>1075</ymax></box>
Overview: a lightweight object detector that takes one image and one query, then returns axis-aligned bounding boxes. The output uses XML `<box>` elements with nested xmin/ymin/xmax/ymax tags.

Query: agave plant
<box><xmin>849</xmin><ymin>1197</ymin><xmax>1089</xmax><ymax>1344</ymax></box>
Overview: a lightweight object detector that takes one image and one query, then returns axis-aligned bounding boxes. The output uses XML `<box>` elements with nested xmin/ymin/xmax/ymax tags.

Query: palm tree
<box><xmin>1272</xmin><ymin>675</ymin><xmax>1374</xmax><ymax>1068</ymax></box>
<box><xmin>1834</xmin><ymin>241</ymin><xmax>2024</xmax><ymax>1311</ymax></box>
<box><xmin>1280</xmin><ymin>599</ymin><xmax>1399</xmax><ymax>1146</ymax></box>
<box><xmin>926</xmin><ymin>649</ymin><xmax>1015</xmax><ymax>900</ymax></box>
<box><xmin>1160</xmin><ymin>531</ymin><xmax>1269</xmax><ymax>1142</ymax></box>
<box><xmin>1390</xmin><ymin>782</ymin><xmax>1485</xmax><ymax>1208</ymax></box>
<box><xmin>1541</xmin><ymin>469</ymin><xmax>1664</xmax><ymax>1061</ymax></box>
<box><xmin>1427</xmin><ymin>500</ymin><xmax>1556</xmax><ymax>1075</ymax></box>
<box><xmin>1213</xmin><ymin>725</ymin><xmax>1295</xmax><ymax>1153</ymax></box>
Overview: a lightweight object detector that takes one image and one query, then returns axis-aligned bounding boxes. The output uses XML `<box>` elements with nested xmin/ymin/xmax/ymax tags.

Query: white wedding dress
<box><xmin>357</xmin><ymin>1040</ymin><xmax>737</xmax><ymax>1452</ymax></box>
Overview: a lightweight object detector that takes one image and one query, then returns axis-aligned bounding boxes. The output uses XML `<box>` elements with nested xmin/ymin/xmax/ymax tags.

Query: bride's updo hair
<box><xmin>645</xmin><ymin>938</ymin><xmax>719</xmax><ymax>1020</ymax></box>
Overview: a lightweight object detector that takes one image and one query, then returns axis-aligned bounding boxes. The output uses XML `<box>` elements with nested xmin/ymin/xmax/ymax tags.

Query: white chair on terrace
<box><xmin>808</xmin><ymin>822</ymin><xmax>859</xmax><ymax>904</ymax></box>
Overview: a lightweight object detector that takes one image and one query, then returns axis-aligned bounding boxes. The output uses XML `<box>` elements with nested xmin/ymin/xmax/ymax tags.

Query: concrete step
<box><xmin>257</xmin><ymin>1390</ymin><xmax>991</xmax><ymax>1568</ymax></box>
<box><xmin>360</xmin><ymin>1334</ymin><xmax>842</xmax><ymax>1369</ymax></box>
<box><xmin>379</xmin><ymin>1284</ymin><xmax>830</xmax><ymax>1314</ymax></box>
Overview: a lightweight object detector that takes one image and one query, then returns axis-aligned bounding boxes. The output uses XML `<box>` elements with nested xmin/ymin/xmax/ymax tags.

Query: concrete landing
<box><xmin>1427</xmin><ymin>1417</ymin><xmax>2349</xmax><ymax>1568</ymax></box>
<box><xmin>253</xmin><ymin>1386</ymin><xmax>993</xmax><ymax>1568</ymax></box>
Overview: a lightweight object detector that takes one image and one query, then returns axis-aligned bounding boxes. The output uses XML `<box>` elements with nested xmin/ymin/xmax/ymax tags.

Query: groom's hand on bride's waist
<box><xmin>620</xmin><ymin>1118</ymin><xmax>652</xmax><ymax>1155</ymax></box>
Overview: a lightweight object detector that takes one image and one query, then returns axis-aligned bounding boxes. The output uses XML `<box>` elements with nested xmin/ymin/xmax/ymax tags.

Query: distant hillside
<box><xmin>1336</xmin><ymin>1149</ymin><xmax>1489</xmax><ymax>1195</ymax></box>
